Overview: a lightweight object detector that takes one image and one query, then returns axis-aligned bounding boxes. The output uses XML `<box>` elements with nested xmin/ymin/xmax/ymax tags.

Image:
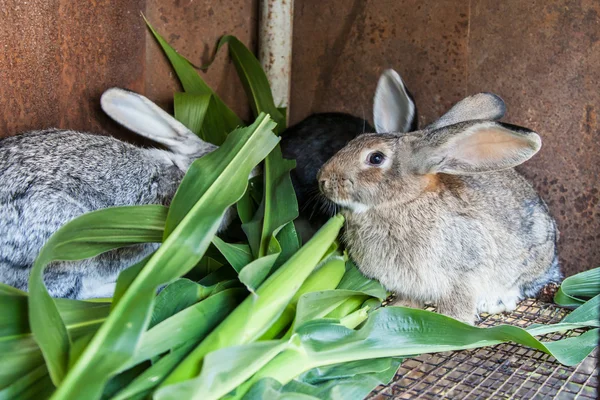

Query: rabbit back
<box><xmin>0</xmin><ymin>129</ymin><xmax>181</xmax><ymax>298</ymax></box>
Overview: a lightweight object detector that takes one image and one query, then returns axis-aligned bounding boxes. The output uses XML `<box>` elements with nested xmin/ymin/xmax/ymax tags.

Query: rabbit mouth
<box><xmin>319</xmin><ymin>188</ymin><xmax>370</xmax><ymax>214</ymax></box>
<box><xmin>335</xmin><ymin>199</ymin><xmax>370</xmax><ymax>213</ymax></box>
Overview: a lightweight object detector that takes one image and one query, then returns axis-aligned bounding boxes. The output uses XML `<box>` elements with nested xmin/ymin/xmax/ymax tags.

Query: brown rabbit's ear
<box><xmin>427</xmin><ymin>93</ymin><xmax>506</xmax><ymax>130</ymax></box>
<box><xmin>415</xmin><ymin>121</ymin><xmax>542</xmax><ymax>175</ymax></box>
<box><xmin>373</xmin><ymin>69</ymin><xmax>416</xmax><ymax>134</ymax></box>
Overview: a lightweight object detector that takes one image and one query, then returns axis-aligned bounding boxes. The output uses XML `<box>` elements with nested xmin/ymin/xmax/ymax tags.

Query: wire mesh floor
<box><xmin>368</xmin><ymin>299</ymin><xmax>598</xmax><ymax>399</ymax></box>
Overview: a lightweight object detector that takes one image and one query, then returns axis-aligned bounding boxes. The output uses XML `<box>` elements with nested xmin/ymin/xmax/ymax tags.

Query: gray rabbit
<box><xmin>318</xmin><ymin>70</ymin><xmax>561</xmax><ymax>324</ymax></box>
<box><xmin>0</xmin><ymin>88</ymin><xmax>230</xmax><ymax>299</ymax></box>
<box><xmin>281</xmin><ymin>69</ymin><xmax>417</xmax><ymax>241</ymax></box>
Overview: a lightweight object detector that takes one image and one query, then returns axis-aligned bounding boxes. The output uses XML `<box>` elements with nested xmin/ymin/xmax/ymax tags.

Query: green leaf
<box><xmin>561</xmin><ymin>294</ymin><xmax>600</xmax><ymax>325</ymax></box>
<box><xmin>238</xmin><ymin>254</ymin><xmax>279</xmax><ymax>293</ymax></box>
<box><xmin>212</xmin><ymin>237</ymin><xmax>253</xmax><ymax>272</ymax></box>
<box><xmin>272</xmin><ymin>357</ymin><xmax>403</xmax><ymax>400</ymax></box>
<box><xmin>112</xmin><ymin>255</ymin><xmax>153</xmax><ymax>305</ymax></box>
<box><xmin>48</xmin><ymin>115</ymin><xmax>278</xmax><ymax>400</ymax></box>
<box><xmin>554</xmin><ymin>267</ymin><xmax>600</xmax><ymax>308</ymax></box>
<box><xmin>157</xmin><ymin>214</ymin><xmax>345</xmax><ymax>392</ymax></box>
<box><xmin>0</xmin><ymin>364</ymin><xmax>54</xmax><ymax>400</ymax></box>
<box><xmin>259</xmin><ymin>147</ymin><xmax>299</xmax><ymax>260</ymax></box>
<box><xmin>337</xmin><ymin>260</ymin><xmax>388</xmax><ymax>300</ymax></box>
<box><xmin>164</xmin><ymin>115</ymin><xmax>278</xmax><ymax>238</ymax></box>
<box><xmin>0</xmin><ymin>283</ymin><xmax>27</xmax><ymax>296</ymax></box>
<box><xmin>293</xmin><ymin>290</ymin><xmax>367</xmax><ymax>331</ymax></box>
<box><xmin>145</xmin><ymin>18</ymin><xmax>242</xmax><ymax>145</ymax></box>
<box><xmin>149</xmin><ymin>278</ymin><xmax>237</xmax><ymax>328</ymax></box>
<box><xmin>27</xmin><ymin>205</ymin><xmax>167</xmax><ymax>385</ymax></box>
<box><xmin>231</xmin><ymin>306</ymin><xmax>599</xmax><ymax>399</ymax></box>
<box><xmin>215</xmin><ymin>35</ymin><xmax>299</xmax><ymax>265</ymax></box>
<box><xmin>101</xmin><ymin>360</ymin><xmax>151</xmax><ymax>400</ymax></box>
<box><xmin>216</xmin><ymin>35</ymin><xmax>285</xmax><ymax>132</ymax></box>
<box><xmin>124</xmin><ymin>288</ymin><xmax>245</xmax><ymax>371</ymax></box>
<box><xmin>188</xmin><ymin>340</ymin><xmax>291</xmax><ymax>400</ymax></box>
<box><xmin>173</xmin><ymin>92</ymin><xmax>211</xmax><ymax>139</ymax></box>
<box><xmin>243</xmin><ymin>378</ymin><xmax>318</xmax><ymax>400</ymax></box>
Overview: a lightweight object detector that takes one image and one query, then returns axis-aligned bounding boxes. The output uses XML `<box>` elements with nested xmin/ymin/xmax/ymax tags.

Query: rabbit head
<box><xmin>318</xmin><ymin>93</ymin><xmax>540</xmax><ymax>212</ymax></box>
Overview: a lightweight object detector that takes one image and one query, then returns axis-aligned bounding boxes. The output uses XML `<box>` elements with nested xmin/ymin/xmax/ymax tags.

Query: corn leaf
<box><xmin>216</xmin><ymin>35</ymin><xmax>285</xmax><ymax>131</ymax></box>
<box><xmin>45</xmin><ymin>114</ymin><xmax>278</xmax><ymax>399</ymax></box>
<box><xmin>242</xmin><ymin>378</ymin><xmax>318</xmax><ymax>400</ymax></box>
<box><xmin>164</xmin><ymin>115</ymin><xmax>277</xmax><ymax>237</ymax></box>
<box><xmin>0</xmin><ymin>363</ymin><xmax>54</xmax><ymax>400</ymax></box>
<box><xmin>212</xmin><ymin>237</ymin><xmax>253</xmax><ymax>272</ymax></box>
<box><xmin>259</xmin><ymin>147</ymin><xmax>299</xmax><ymax>260</ymax></box>
<box><xmin>122</xmin><ymin>288</ymin><xmax>245</xmax><ymax>371</ymax></box>
<box><xmin>0</xmin><ymin>284</ymin><xmax>27</xmax><ymax>296</ymax></box>
<box><xmin>189</xmin><ymin>340</ymin><xmax>292</xmax><ymax>400</ymax></box>
<box><xmin>149</xmin><ymin>278</ymin><xmax>238</xmax><ymax>328</ymax></box>
<box><xmin>111</xmin><ymin>343</ymin><xmax>196</xmax><ymax>400</ymax></box>
<box><xmin>173</xmin><ymin>92</ymin><xmax>211</xmax><ymax>137</ymax></box>
<box><xmin>255</xmin><ymin>357</ymin><xmax>402</xmax><ymax>400</ymax></box>
<box><xmin>145</xmin><ymin>18</ymin><xmax>242</xmax><ymax>145</ymax></box>
<box><xmin>230</xmin><ymin>305</ymin><xmax>598</xmax><ymax>399</ymax></box>
<box><xmin>27</xmin><ymin>205</ymin><xmax>167</xmax><ymax>385</ymax></box>
<box><xmin>261</xmin><ymin>257</ymin><xmax>347</xmax><ymax>341</ymax></box>
<box><xmin>238</xmin><ymin>254</ymin><xmax>280</xmax><ymax>293</ymax></box>
<box><xmin>336</xmin><ymin>260</ymin><xmax>388</xmax><ymax>300</ymax></box>
<box><xmin>554</xmin><ymin>267</ymin><xmax>600</xmax><ymax>308</ymax></box>
<box><xmin>214</xmin><ymin>35</ymin><xmax>298</xmax><ymax>265</ymax></box>
<box><xmin>156</xmin><ymin>214</ymin><xmax>345</xmax><ymax>393</ymax></box>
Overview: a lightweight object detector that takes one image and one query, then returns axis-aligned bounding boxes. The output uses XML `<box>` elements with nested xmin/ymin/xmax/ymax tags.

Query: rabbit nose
<box><xmin>319</xmin><ymin>178</ymin><xmax>328</xmax><ymax>191</ymax></box>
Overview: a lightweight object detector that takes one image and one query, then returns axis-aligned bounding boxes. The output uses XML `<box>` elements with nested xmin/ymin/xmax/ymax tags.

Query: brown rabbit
<box><xmin>318</xmin><ymin>83</ymin><xmax>560</xmax><ymax>324</ymax></box>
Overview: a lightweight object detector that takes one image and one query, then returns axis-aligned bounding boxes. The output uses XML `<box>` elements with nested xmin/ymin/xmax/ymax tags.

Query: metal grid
<box><xmin>368</xmin><ymin>299</ymin><xmax>599</xmax><ymax>399</ymax></box>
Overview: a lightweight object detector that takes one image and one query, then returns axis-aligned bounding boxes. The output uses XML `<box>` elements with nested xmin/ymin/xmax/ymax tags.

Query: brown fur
<box><xmin>318</xmin><ymin>94</ymin><xmax>561</xmax><ymax>324</ymax></box>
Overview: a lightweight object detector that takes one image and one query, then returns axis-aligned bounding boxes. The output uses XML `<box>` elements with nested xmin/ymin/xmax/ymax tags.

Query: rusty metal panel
<box><xmin>467</xmin><ymin>0</ymin><xmax>600</xmax><ymax>276</ymax></box>
<box><xmin>289</xmin><ymin>0</ymin><xmax>470</xmax><ymax>126</ymax></box>
<box><xmin>145</xmin><ymin>0</ymin><xmax>258</xmax><ymax>121</ymax></box>
<box><xmin>290</xmin><ymin>0</ymin><xmax>598</xmax><ymax>274</ymax></box>
<box><xmin>0</xmin><ymin>0</ymin><xmax>146</xmax><ymax>140</ymax></box>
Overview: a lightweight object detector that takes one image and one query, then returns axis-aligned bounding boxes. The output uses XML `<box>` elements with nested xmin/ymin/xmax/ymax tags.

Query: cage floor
<box><xmin>367</xmin><ymin>299</ymin><xmax>598</xmax><ymax>400</ymax></box>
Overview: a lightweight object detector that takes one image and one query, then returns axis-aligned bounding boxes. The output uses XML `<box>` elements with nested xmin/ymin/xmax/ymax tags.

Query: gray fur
<box><xmin>427</xmin><ymin>93</ymin><xmax>506</xmax><ymax>130</ymax></box>
<box><xmin>373</xmin><ymin>69</ymin><xmax>417</xmax><ymax>134</ymax></box>
<box><xmin>0</xmin><ymin>89</ymin><xmax>225</xmax><ymax>299</ymax></box>
<box><xmin>318</xmin><ymin>95</ymin><xmax>561</xmax><ymax>324</ymax></box>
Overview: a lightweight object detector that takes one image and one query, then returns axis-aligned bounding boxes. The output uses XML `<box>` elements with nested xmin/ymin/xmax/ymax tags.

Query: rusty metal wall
<box><xmin>0</xmin><ymin>0</ymin><xmax>257</xmax><ymax>141</ymax></box>
<box><xmin>290</xmin><ymin>0</ymin><xmax>599</xmax><ymax>276</ymax></box>
<box><xmin>0</xmin><ymin>0</ymin><xmax>146</xmax><ymax>140</ymax></box>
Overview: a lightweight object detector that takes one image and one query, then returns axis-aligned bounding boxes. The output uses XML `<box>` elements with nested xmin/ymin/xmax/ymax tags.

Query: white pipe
<box><xmin>258</xmin><ymin>0</ymin><xmax>294</xmax><ymax>113</ymax></box>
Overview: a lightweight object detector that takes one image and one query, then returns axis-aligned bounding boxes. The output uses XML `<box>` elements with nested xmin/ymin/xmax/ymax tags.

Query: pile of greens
<box><xmin>1</xmin><ymin>22</ymin><xmax>598</xmax><ymax>400</ymax></box>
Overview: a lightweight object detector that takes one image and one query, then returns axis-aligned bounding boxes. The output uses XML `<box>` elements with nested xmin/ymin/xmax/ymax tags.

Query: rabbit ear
<box><xmin>101</xmin><ymin>88</ymin><xmax>215</xmax><ymax>156</ymax></box>
<box><xmin>414</xmin><ymin>121</ymin><xmax>541</xmax><ymax>175</ymax></box>
<box><xmin>427</xmin><ymin>93</ymin><xmax>506</xmax><ymax>130</ymax></box>
<box><xmin>373</xmin><ymin>69</ymin><xmax>417</xmax><ymax>134</ymax></box>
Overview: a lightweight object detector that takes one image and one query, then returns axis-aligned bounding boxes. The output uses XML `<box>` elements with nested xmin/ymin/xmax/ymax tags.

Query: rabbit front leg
<box><xmin>437</xmin><ymin>285</ymin><xmax>478</xmax><ymax>325</ymax></box>
<box><xmin>388</xmin><ymin>294</ymin><xmax>424</xmax><ymax>309</ymax></box>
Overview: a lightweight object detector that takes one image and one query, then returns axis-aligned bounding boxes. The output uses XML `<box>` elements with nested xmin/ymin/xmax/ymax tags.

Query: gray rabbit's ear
<box><xmin>373</xmin><ymin>69</ymin><xmax>416</xmax><ymax>134</ymax></box>
<box><xmin>101</xmin><ymin>88</ymin><xmax>215</xmax><ymax>156</ymax></box>
<box><xmin>414</xmin><ymin>121</ymin><xmax>541</xmax><ymax>175</ymax></box>
<box><xmin>427</xmin><ymin>93</ymin><xmax>506</xmax><ymax>130</ymax></box>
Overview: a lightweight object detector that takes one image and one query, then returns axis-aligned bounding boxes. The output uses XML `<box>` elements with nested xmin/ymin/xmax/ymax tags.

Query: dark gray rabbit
<box><xmin>0</xmin><ymin>88</ymin><xmax>231</xmax><ymax>299</ymax></box>
<box><xmin>281</xmin><ymin>69</ymin><xmax>417</xmax><ymax>240</ymax></box>
<box><xmin>318</xmin><ymin>74</ymin><xmax>561</xmax><ymax>324</ymax></box>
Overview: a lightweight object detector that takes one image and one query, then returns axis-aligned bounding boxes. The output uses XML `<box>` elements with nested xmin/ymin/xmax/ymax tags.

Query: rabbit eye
<box><xmin>367</xmin><ymin>151</ymin><xmax>386</xmax><ymax>166</ymax></box>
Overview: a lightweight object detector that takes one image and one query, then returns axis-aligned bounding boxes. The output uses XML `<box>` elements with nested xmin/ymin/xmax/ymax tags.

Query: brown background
<box><xmin>0</xmin><ymin>0</ymin><xmax>597</xmax><ymax>275</ymax></box>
